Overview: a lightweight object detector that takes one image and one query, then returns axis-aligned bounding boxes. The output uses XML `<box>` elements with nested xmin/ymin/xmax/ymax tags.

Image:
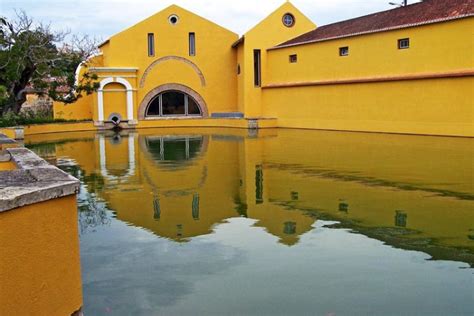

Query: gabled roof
<box><xmin>273</xmin><ymin>0</ymin><xmax>474</xmax><ymax>49</ymax></box>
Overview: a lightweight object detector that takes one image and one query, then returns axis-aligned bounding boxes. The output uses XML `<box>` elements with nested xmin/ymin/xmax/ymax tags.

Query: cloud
<box><xmin>2</xmin><ymin>0</ymin><xmax>421</xmax><ymax>39</ymax></box>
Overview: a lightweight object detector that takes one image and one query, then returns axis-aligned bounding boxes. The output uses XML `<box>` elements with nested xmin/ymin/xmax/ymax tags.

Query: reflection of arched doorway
<box><xmin>146</xmin><ymin>91</ymin><xmax>202</xmax><ymax>117</ymax></box>
<box><xmin>99</xmin><ymin>133</ymin><xmax>136</xmax><ymax>180</ymax></box>
<box><xmin>138</xmin><ymin>83</ymin><xmax>208</xmax><ymax>119</ymax></box>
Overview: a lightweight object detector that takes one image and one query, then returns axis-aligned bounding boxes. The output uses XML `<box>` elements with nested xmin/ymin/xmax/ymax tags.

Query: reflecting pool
<box><xmin>26</xmin><ymin>128</ymin><xmax>473</xmax><ymax>316</ymax></box>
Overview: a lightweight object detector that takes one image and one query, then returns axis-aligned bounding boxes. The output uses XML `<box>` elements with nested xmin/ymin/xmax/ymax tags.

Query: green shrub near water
<box><xmin>0</xmin><ymin>112</ymin><xmax>88</xmax><ymax>127</ymax></box>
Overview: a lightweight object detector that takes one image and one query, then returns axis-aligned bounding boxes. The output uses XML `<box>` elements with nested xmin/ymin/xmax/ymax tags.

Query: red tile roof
<box><xmin>274</xmin><ymin>0</ymin><xmax>474</xmax><ymax>49</ymax></box>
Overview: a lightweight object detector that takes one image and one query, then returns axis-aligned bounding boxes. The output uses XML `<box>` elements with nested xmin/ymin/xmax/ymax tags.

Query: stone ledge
<box><xmin>0</xmin><ymin>133</ymin><xmax>16</xmax><ymax>144</ymax></box>
<box><xmin>0</xmin><ymin>148</ymin><xmax>79</xmax><ymax>213</ymax></box>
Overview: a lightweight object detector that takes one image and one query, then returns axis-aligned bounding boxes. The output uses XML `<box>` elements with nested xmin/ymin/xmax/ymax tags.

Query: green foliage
<box><xmin>0</xmin><ymin>11</ymin><xmax>100</xmax><ymax>114</ymax></box>
<box><xmin>0</xmin><ymin>85</ymin><xmax>7</xmax><ymax>112</ymax></box>
<box><xmin>0</xmin><ymin>111</ymin><xmax>87</xmax><ymax>127</ymax></box>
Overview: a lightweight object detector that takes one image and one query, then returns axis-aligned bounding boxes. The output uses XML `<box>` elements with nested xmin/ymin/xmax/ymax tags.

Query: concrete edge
<box><xmin>0</xmin><ymin>146</ymin><xmax>80</xmax><ymax>213</ymax></box>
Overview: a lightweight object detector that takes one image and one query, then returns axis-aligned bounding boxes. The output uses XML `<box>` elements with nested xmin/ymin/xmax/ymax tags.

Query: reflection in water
<box><xmin>284</xmin><ymin>221</ymin><xmax>297</xmax><ymax>235</ymax></box>
<box><xmin>26</xmin><ymin>128</ymin><xmax>474</xmax><ymax>315</ymax></box>
<box><xmin>395</xmin><ymin>210</ymin><xmax>408</xmax><ymax>228</ymax></box>
<box><xmin>192</xmin><ymin>193</ymin><xmax>200</xmax><ymax>220</ymax></box>
<box><xmin>153</xmin><ymin>196</ymin><xmax>161</xmax><ymax>220</ymax></box>
<box><xmin>145</xmin><ymin>135</ymin><xmax>204</xmax><ymax>169</ymax></box>
<box><xmin>291</xmin><ymin>191</ymin><xmax>299</xmax><ymax>201</ymax></box>
<box><xmin>339</xmin><ymin>200</ymin><xmax>349</xmax><ymax>213</ymax></box>
<box><xmin>255</xmin><ymin>164</ymin><xmax>264</xmax><ymax>204</ymax></box>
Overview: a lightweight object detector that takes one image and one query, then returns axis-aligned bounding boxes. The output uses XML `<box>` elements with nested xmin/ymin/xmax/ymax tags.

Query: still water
<box><xmin>26</xmin><ymin>128</ymin><xmax>473</xmax><ymax>316</ymax></box>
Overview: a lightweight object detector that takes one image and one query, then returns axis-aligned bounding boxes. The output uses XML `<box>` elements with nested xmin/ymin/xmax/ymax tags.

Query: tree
<box><xmin>0</xmin><ymin>11</ymin><xmax>99</xmax><ymax>115</ymax></box>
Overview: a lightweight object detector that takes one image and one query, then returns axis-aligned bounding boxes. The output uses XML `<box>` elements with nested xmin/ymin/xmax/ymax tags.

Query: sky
<box><xmin>1</xmin><ymin>0</ymin><xmax>421</xmax><ymax>40</ymax></box>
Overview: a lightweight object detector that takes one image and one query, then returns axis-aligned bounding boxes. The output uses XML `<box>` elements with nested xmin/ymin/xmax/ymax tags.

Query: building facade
<box><xmin>54</xmin><ymin>0</ymin><xmax>474</xmax><ymax>137</ymax></box>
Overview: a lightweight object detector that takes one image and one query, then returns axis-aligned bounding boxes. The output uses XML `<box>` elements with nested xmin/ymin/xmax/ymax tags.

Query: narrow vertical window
<box><xmin>189</xmin><ymin>32</ymin><xmax>196</xmax><ymax>56</ymax></box>
<box><xmin>147</xmin><ymin>33</ymin><xmax>155</xmax><ymax>57</ymax></box>
<box><xmin>253</xmin><ymin>49</ymin><xmax>261</xmax><ymax>87</ymax></box>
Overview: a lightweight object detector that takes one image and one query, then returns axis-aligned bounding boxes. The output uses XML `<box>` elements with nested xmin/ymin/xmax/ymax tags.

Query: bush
<box><xmin>0</xmin><ymin>111</ymin><xmax>86</xmax><ymax>127</ymax></box>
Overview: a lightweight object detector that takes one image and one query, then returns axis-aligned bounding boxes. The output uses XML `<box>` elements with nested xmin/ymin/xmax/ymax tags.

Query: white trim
<box><xmin>100</xmin><ymin>89</ymin><xmax>138</xmax><ymax>92</ymax></box>
<box><xmin>97</xmin><ymin>77</ymin><xmax>135</xmax><ymax>123</ymax></box>
<box><xmin>74</xmin><ymin>52</ymin><xmax>103</xmax><ymax>86</ymax></box>
<box><xmin>90</xmin><ymin>67</ymin><xmax>139</xmax><ymax>73</ymax></box>
<box><xmin>98</xmin><ymin>90</ymin><xmax>105</xmax><ymax>121</ymax></box>
<box><xmin>116</xmin><ymin>77</ymin><xmax>133</xmax><ymax>90</ymax></box>
<box><xmin>98</xmin><ymin>75</ymin><xmax>137</xmax><ymax>78</ymax></box>
<box><xmin>99</xmin><ymin>134</ymin><xmax>136</xmax><ymax>180</ymax></box>
<box><xmin>99</xmin><ymin>77</ymin><xmax>115</xmax><ymax>90</ymax></box>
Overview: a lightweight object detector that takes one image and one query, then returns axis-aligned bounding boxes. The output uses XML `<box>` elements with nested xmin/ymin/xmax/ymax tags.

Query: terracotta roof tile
<box><xmin>275</xmin><ymin>0</ymin><xmax>474</xmax><ymax>49</ymax></box>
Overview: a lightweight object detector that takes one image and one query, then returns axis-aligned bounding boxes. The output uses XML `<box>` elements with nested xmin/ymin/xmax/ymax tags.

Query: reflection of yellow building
<box><xmin>26</xmin><ymin>128</ymin><xmax>474</xmax><ymax>263</ymax></box>
<box><xmin>54</xmin><ymin>0</ymin><xmax>474</xmax><ymax>137</ymax></box>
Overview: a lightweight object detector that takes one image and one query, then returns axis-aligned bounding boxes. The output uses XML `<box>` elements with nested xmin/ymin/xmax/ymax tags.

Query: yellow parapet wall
<box><xmin>23</xmin><ymin>121</ymin><xmax>97</xmax><ymax>135</ymax></box>
<box><xmin>0</xmin><ymin>196</ymin><xmax>83</xmax><ymax>316</ymax></box>
<box><xmin>2</xmin><ymin>118</ymin><xmax>278</xmax><ymax>140</ymax></box>
<box><xmin>0</xmin><ymin>161</ymin><xmax>16</xmax><ymax>171</ymax></box>
<box><xmin>0</xmin><ymin>143</ymin><xmax>83</xmax><ymax>316</ymax></box>
<box><xmin>262</xmin><ymin>77</ymin><xmax>474</xmax><ymax>137</ymax></box>
<box><xmin>137</xmin><ymin>118</ymin><xmax>278</xmax><ymax>129</ymax></box>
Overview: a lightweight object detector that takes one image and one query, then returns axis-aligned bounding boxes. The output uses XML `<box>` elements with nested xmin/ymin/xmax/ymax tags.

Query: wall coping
<box><xmin>90</xmin><ymin>67</ymin><xmax>138</xmax><ymax>73</ymax></box>
<box><xmin>0</xmin><ymin>146</ymin><xmax>80</xmax><ymax>213</ymax></box>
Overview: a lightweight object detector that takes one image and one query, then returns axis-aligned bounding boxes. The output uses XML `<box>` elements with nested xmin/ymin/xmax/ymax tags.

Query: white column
<box><xmin>128</xmin><ymin>134</ymin><xmax>136</xmax><ymax>176</ymax></box>
<box><xmin>127</xmin><ymin>90</ymin><xmax>134</xmax><ymax>121</ymax></box>
<box><xmin>97</xmin><ymin>90</ymin><xmax>104</xmax><ymax>122</ymax></box>
<box><xmin>99</xmin><ymin>135</ymin><xmax>107</xmax><ymax>178</ymax></box>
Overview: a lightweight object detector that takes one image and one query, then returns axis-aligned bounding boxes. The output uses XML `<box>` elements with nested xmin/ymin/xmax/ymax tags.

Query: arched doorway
<box><xmin>103</xmin><ymin>83</ymin><xmax>127</xmax><ymax>123</ymax></box>
<box><xmin>97</xmin><ymin>77</ymin><xmax>135</xmax><ymax>124</ymax></box>
<box><xmin>146</xmin><ymin>91</ymin><xmax>202</xmax><ymax>117</ymax></box>
<box><xmin>138</xmin><ymin>83</ymin><xmax>208</xmax><ymax>120</ymax></box>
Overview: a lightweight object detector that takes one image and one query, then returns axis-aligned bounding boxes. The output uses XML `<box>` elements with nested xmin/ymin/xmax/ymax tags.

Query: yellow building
<box><xmin>55</xmin><ymin>0</ymin><xmax>474</xmax><ymax>137</ymax></box>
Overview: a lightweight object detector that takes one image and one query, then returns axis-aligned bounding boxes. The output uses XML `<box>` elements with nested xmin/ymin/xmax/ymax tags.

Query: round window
<box><xmin>282</xmin><ymin>13</ymin><xmax>295</xmax><ymax>27</ymax></box>
<box><xmin>168</xmin><ymin>14</ymin><xmax>179</xmax><ymax>25</ymax></box>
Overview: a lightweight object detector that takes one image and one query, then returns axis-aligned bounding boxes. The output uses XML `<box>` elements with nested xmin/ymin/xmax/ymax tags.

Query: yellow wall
<box><xmin>266</xmin><ymin>18</ymin><xmax>473</xmax><ymax>83</ymax></box>
<box><xmin>54</xmin><ymin>96</ymin><xmax>93</xmax><ymax>120</ymax></box>
<box><xmin>0</xmin><ymin>128</ymin><xmax>16</xmax><ymax>139</ymax></box>
<box><xmin>103</xmin><ymin>82</ymin><xmax>128</xmax><ymax>120</ymax></box>
<box><xmin>262</xmin><ymin>18</ymin><xmax>474</xmax><ymax>136</ymax></box>
<box><xmin>262</xmin><ymin>77</ymin><xmax>474</xmax><ymax>136</ymax></box>
<box><xmin>238</xmin><ymin>2</ymin><xmax>316</xmax><ymax>117</ymax></box>
<box><xmin>98</xmin><ymin>5</ymin><xmax>239</xmax><ymax>120</ymax></box>
<box><xmin>51</xmin><ymin>3</ymin><xmax>473</xmax><ymax>137</ymax></box>
<box><xmin>0</xmin><ymin>196</ymin><xmax>83</xmax><ymax>316</ymax></box>
<box><xmin>23</xmin><ymin>121</ymin><xmax>96</xmax><ymax>135</ymax></box>
<box><xmin>0</xmin><ymin>161</ymin><xmax>16</xmax><ymax>171</ymax></box>
<box><xmin>137</xmin><ymin>117</ymin><xmax>277</xmax><ymax>129</ymax></box>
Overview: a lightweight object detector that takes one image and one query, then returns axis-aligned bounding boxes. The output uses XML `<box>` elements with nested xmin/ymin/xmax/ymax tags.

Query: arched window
<box><xmin>145</xmin><ymin>135</ymin><xmax>204</xmax><ymax>167</ymax></box>
<box><xmin>146</xmin><ymin>91</ymin><xmax>202</xmax><ymax>117</ymax></box>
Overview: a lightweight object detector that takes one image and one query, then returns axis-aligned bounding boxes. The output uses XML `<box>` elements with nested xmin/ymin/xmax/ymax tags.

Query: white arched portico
<box><xmin>97</xmin><ymin>77</ymin><xmax>135</xmax><ymax>124</ymax></box>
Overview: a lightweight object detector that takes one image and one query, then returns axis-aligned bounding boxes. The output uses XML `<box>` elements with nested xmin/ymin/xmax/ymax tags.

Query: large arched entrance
<box><xmin>138</xmin><ymin>83</ymin><xmax>208</xmax><ymax>120</ymax></box>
